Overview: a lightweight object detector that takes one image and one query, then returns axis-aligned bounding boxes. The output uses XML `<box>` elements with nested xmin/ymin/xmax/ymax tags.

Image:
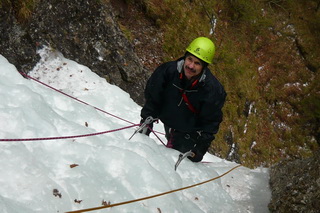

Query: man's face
<box><xmin>183</xmin><ymin>55</ymin><xmax>204</xmax><ymax>80</ymax></box>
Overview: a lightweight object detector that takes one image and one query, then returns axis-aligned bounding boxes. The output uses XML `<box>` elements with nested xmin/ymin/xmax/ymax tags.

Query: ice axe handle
<box><xmin>128</xmin><ymin>116</ymin><xmax>156</xmax><ymax>140</ymax></box>
<box><xmin>174</xmin><ymin>151</ymin><xmax>195</xmax><ymax>171</ymax></box>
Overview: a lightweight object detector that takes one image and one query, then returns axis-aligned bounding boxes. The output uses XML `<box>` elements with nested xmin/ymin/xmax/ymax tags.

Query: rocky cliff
<box><xmin>269</xmin><ymin>151</ymin><xmax>320</xmax><ymax>212</ymax></box>
<box><xmin>1</xmin><ymin>1</ymin><xmax>319</xmax><ymax>212</ymax></box>
<box><xmin>0</xmin><ymin>0</ymin><xmax>147</xmax><ymax>105</ymax></box>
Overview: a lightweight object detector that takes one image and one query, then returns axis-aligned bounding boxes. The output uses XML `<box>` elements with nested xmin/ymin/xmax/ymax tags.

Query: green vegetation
<box><xmin>3</xmin><ymin>0</ymin><xmax>319</xmax><ymax>168</ymax></box>
<box><xmin>127</xmin><ymin>0</ymin><xmax>319</xmax><ymax>168</ymax></box>
<box><xmin>0</xmin><ymin>0</ymin><xmax>38</xmax><ymax>23</ymax></box>
<box><xmin>119</xmin><ymin>23</ymin><xmax>134</xmax><ymax>42</ymax></box>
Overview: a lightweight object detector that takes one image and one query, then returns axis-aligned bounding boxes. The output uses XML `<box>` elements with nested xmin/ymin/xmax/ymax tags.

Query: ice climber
<box><xmin>139</xmin><ymin>37</ymin><xmax>226</xmax><ymax>162</ymax></box>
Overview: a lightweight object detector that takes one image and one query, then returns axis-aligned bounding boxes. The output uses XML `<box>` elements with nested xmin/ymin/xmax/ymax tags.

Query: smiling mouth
<box><xmin>186</xmin><ymin>66</ymin><xmax>196</xmax><ymax>74</ymax></box>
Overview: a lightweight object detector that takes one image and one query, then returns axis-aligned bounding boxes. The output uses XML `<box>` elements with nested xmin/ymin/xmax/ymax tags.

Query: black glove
<box><xmin>138</xmin><ymin>116</ymin><xmax>156</xmax><ymax>136</ymax></box>
<box><xmin>189</xmin><ymin>132</ymin><xmax>215</xmax><ymax>162</ymax></box>
<box><xmin>169</xmin><ymin>130</ymin><xmax>214</xmax><ymax>162</ymax></box>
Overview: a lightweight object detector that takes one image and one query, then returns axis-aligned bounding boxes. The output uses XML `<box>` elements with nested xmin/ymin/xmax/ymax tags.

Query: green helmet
<box><xmin>186</xmin><ymin>37</ymin><xmax>215</xmax><ymax>64</ymax></box>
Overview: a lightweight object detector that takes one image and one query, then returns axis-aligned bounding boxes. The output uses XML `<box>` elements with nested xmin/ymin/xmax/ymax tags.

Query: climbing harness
<box><xmin>178</xmin><ymin>73</ymin><xmax>199</xmax><ymax>114</ymax></box>
<box><xmin>180</xmin><ymin>90</ymin><xmax>199</xmax><ymax>114</ymax></box>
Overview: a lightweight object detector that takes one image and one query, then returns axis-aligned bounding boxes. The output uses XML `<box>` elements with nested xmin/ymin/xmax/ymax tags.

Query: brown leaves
<box><xmin>53</xmin><ymin>189</ymin><xmax>62</xmax><ymax>198</ymax></box>
<box><xmin>53</xmin><ymin>189</ymin><xmax>83</xmax><ymax>205</ymax></box>
<box><xmin>102</xmin><ymin>200</ymin><xmax>111</xmax><ymax>206</ymax></box>
<box><xmin>70</xmin><ymin>164</ymin><xmax>79</xmax><ymax>168</ymax></box>
<box><xmin>74</xmin><ymin>199</ymin><xmax>82</xmax><ymax>204</ymax></box>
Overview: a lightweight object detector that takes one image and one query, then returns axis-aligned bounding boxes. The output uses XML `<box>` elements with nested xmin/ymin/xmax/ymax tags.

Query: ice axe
<box><xmin>128</xmin><ymin>116</ymin><xmax>156</xmax><ymax>140</ymax></box>
<box><xmin>174</xmin><ymin>150</ymin><xmax>195</xmax><ymax>171</ymax></box>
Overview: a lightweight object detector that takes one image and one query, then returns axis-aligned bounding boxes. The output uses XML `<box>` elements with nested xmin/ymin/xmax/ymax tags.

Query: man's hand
<box><xmin>188</xmin><ymin>149</ymin><xmax>204</xmax><ymax>162</ymax></box>
<box><xmin>189</xmin><ymin>132</ymin><xmax>215</xmax><ymax>162</ymax></box>
<box><xmin>175</xmin><ymin>150</ymin><xmax>195</xmax><ymax>170</ymax></box>
<box><xmin>129</xmin><ymin>116</ymin><xmax>157</xmax><ymax>140</ymax></box>
<box><xmin>138</xmin><ymin>116</ymin><xmax>157</xmax><ymax>136</ymax></box>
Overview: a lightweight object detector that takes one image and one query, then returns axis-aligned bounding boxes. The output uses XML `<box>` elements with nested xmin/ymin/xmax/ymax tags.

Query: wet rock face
<box><xmin>0</xmin><ymin>0</ymin><xmax>147</xmax><ymax>105</ymax></box>
<box><xmin>268</xmin><ymin>150</ymin><xmax>320</xmax><ymax>213</ymax></box>
<box><xmin>0</xmin><ymin>7</ymin><xmax>39</xmax><ymax>72</ymax></box>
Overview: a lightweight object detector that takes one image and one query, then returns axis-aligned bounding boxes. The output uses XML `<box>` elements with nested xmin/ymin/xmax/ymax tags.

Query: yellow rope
<box><xmin>66</xmin><ymin>164</ymin><xmax>242</xmax><ymax>213</ymax></box>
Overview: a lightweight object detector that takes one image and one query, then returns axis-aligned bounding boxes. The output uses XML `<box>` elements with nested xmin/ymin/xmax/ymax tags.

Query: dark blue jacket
<box><xmin>141</xmin><ymin>58</ymin><xmax>226</xmax><ymax>135</ymax></box>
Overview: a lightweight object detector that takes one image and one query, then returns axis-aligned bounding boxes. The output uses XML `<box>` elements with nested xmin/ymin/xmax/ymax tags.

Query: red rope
<box><xmin>19</xmin><ymin>72</ymin><xmax>135</xmax><ymax>125</ymax></box>
<box><xmin>0</xmin><ymin>72</ymin><xmax>166</xmax><ymax>143</ymax></box>
<box><xmin>149</xmin><ymin>126</ymin><xmax>166</xmax><ymax>146</ymax></box>
<box><xmin>0</xmin><ymin>124</ymin><xmax>139</xmax><ymax>142</ymax></box>
<box><xmin>20</xmin><ymin>72</ymin><xmax>165</xmax><ymax>136</ymax></box>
